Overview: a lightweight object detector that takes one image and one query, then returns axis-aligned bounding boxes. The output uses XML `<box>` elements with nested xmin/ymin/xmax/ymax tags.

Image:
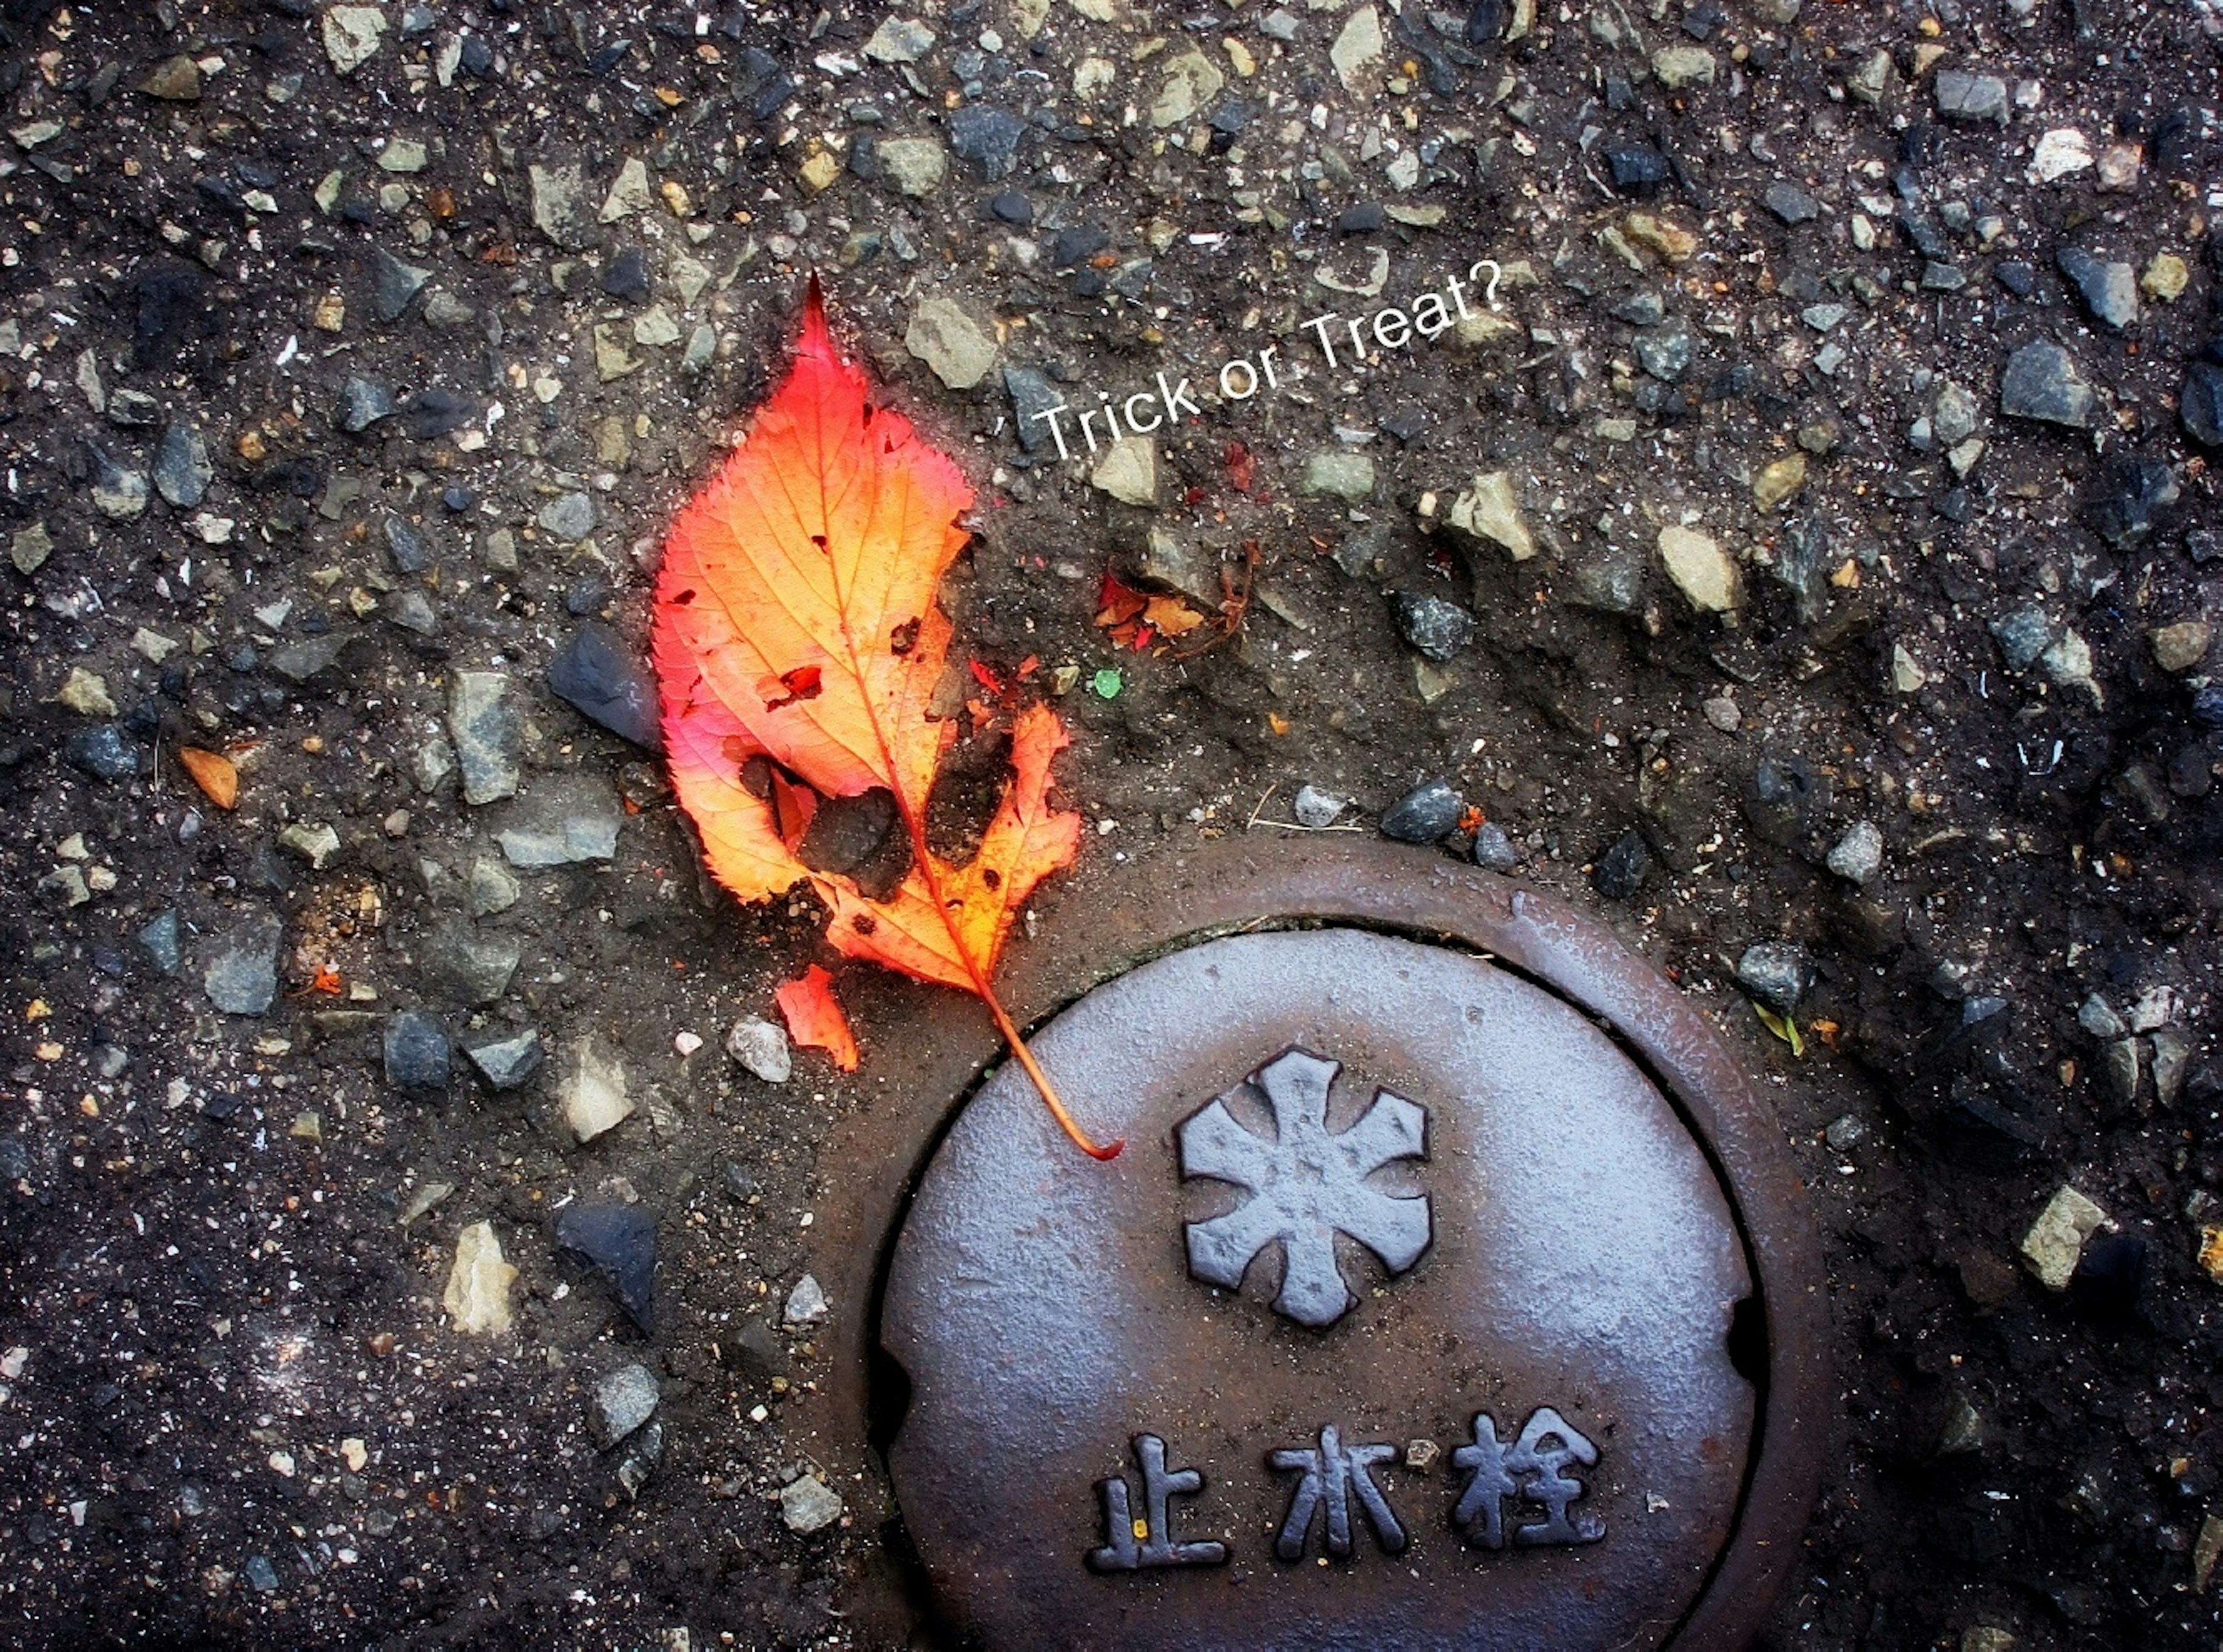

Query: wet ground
<box><xmin>1</xmin><ymin>0</ymin><xmax>2222</xmax><ymax>1646</ymax></box>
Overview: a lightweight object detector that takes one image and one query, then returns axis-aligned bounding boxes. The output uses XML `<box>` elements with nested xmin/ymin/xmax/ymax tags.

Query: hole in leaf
<box><xmin>926</xmin><ymin>726</ymin><xmax>1011</xmax><ymax>865</ymax></box>
<box><xmin>798</xmin><ymin>787</ymin><xmax>909</xmax><ymax>901</ymax></box>
<box><xmin>889</xmin><ymin>617</ymin><xmax>921</xmax><ymax>656</ymax></box>
<box><xmin>758</xmin><ymin>665</ymin><xmax>823</xmax><ymax>711</ymax></box>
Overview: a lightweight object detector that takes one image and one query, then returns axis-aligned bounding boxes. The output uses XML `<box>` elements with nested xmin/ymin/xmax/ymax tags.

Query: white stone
<box><xmin>2030</xmin><ymin>128</ymin><xmax>2093</xmax><ymax>184</ymax></box>
<box><xmin>1328</xmin><ymin>4</ymin><xmax>1384</xmax><ymax>92</ymax></box>
<box><xmin>725</xmin><ymin>1016</ymin><xmax>793</xmax><ymax>1084</ymax></box>
<box><xmin>784</xmin><ymin>1272</ymin><xmax>829</xmax><ymax>1326</ymax></box>
<box><xmin>874</xmin><ymin>137</ymin><xmax>947</xmax><ymax>197</ymax></box>
<box><xmin>863</xmin><ymin>16</ymin><xmax>937</xmax><ymax>63</ymax></box>
<box><xmin>55</xmin><ymin>667</ymin><xmax>117</xmax><ymax>716</ymax></box>
<box><xmin>1825</xmin><ymin>821</ymin><xmax>1885</xmax><ymax>886</ymax></box>
<box><xmin>780</xmin><ymin>1474</ymin><xmax>845</xmax><ymax>1534</ymax></box>
<box><xmin>443</xmin><ymin>1221</ymin><xmax>516</xmax><ymax>1334</ymax></box>
<box><xmin>321</xmin><ymin>6</ymin><xmax>387</xmax><ymax>75</ymax></box>
<box><xmin>904</xmin><ymin>295</ymin><xmax>998</xmax><ymax>390</ymax></box>
<box><xmin>599</xmin><ymin>157</ymin><xmax>655</xmax><ymax>223</ymax></box>
<box><xmin>1302</xmin><ymin>451</ymin><xmax>1374</xmax><ymax>500</ymax></box>
<box><xmin>1090</xmin><ymin>439</ymin><xmax>1158</xmax><ymax>506</ymax></box>
<box><xmin>1651</xmin><ymin>45</ymin><xmax>1716</xmax><ymax>89</ymax></box>
<box><xmin>1657</xmin><ymin>525</ymin><xmax>1740</xmax><ymax>614</ymax></box>
<box><xmin>2130</xmin><ymin>985</ymin><xmax>2178</xmax><ymax>1034</ymax></box>
<box><xmin>1150</xmin><ymin>49</ymin><xmax>1225</xmax><ymax>127</ymax></box>
<box><xmin>2040</xmin><ymin>629</ymin><xmax>2100</xmax><ymax>704</ymax></box>
<box><xmin>2019</xmin><ymin>1187</ymin><xmax>2112</xmax><ymax>1290</ymax></box>
<box><xmin>1445</xmin><ymin>471</ymin><xmax>1535</xmax><ymax>560</ymax></box>
<box><xmin>562</xmin><ymin>1039</ymin><xmax>634</xmax><ymax>1144</ymax></box>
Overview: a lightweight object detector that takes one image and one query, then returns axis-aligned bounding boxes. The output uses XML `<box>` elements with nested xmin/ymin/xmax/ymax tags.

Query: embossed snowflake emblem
<box><xmin>1176</xmin><ymin>1048</ymin><xmax>1431</xmax><ymax>1329</ymax></box>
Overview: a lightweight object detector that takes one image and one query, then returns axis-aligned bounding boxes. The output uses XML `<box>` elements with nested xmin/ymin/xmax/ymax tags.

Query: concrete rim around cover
<box><xmin>793</xmin><ymin>835</ymin><xmax>1829</xmax><ymax>1652</ymax></box>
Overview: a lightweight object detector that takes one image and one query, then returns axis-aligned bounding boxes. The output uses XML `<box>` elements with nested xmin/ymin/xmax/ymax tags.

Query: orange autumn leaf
<box><xmin>178</xmin><ymin>747</ymin><xmax>239</xmax><ymax>809</ymax></box>
<box><xmin>775</xmin><ymin>964</ymin><xmax>859</xmax><ymax>1071</ymax></box>
<box><xmin>1141</xmin><ymin>594</ymin><xmax>1205</xmax><ymax>638</ymax></box>
<box><xmin>654</xmin><ymin>282</ymin><xmax>1116</xmax><ymax>1159</ymax></box>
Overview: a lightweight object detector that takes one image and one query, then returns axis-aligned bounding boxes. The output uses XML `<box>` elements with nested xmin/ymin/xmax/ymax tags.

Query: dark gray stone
<box><xmin>369</xmin><ymin>246</ymin><xmax>430</xmax><ymax>321</ymax></box>
<box><xmin>152</xmin><ymin>421</ymin><xmax>212</xmax><ymax>508</ymax></box>
<box><xmin>1736</xmin><ymin>942</ymin><xmax>1813</xmax><ymax>1015</ymax></box>
<box><xmin>948</xmin><ymin>105</ymin><xmax>1026</xmax><ymax>180</ymax></box>
<box><xmin>590</xmin><ymin>1363</ymin><xmax>659</xmax><ymax>1447</ymax></box>
<box><xmin>600</xmin><ymin>247</ymin><xmax>651</xmax><ymax>302</ymax></box>
<box><xmin>1605</xmin><ymin>146</ymin><xmax>1668</xmax><ymax>195</ymax></box>
<box><xmin>547</xmin><ymin>623</ymin><xmax>661</xmax><ymax>749</ymax></box>
<box><xmin>2000</xmin><ymin>341</ymin><xmax>2093</xmax><ymax>427</ymax></box>
<box><xmin>1592</xmin><ymin>831</ymin><xmax>1652</xmax><ymax>901</ymax></box>
<box><xmin>383</xmin><ymin>515</ymin><xmax>430</xmax><ymax>572</ymax></box>
<box><xmin>1744</xmin><ymin>755</ymin><xmax>1825</xmax><ymax>846</ymax></box>
<box><xmin>2182</xmin><ymin>349</ymin><xmax>2223</xmax><ymax>449</ymax></box>
<box><xmin>1004</xmin><ymin>366</ymin><xmax>1065</xmax><ymax>455</ymax></box>
<box><xmin>204</xmin><ymin>912</ymin><xmax>281</xmax><ymax>1014</ymax></box>
<box><xmin>338</xmin><ymin>376</ymin><xmax>399</xmax><ymax>434</ymax></box>
<box><xmin>1934</xmin><ymin>69</ymin><xmax>2008</xmax><ymax>124</ymax></box>
<box><xmin>555</xmin><ymin>1202</ymin><xmax>656</xmax><ymax>1332</ymax></box>
<box><xmin>383</xmin><ymin>1009</ymin><xmax>451</xmax><ymax>1091</ymax></box>
<box><xmin>1472</xmin><ymin>822</ymin><xmax>1518</xmax><ymax>872</ymax></box>
<box><xmin>65</xmin><ymin>725</ymin><xmax>140</xmax><ymax>781</ymax></box>
<box><xmin>1379</xmin><ymin>780</ymin><xmax>1463</xmax><ymax>843</ymax></box>
<box><xmin>2054</xmin><ymin>248</ymin><xmax>2138</xmax><ymax>331</ymax></box>
<box><xmin>384</xmin><ymin>588</ymin><xmax>439</xmax><ymax>635</ymax></box>
<box><xmin>615</xmin><ymin>1420</ymin><xmax>663</xmax><ymax>1497</ymax></box>
<box><xmin>1636</xmin><ymin>324</ymin><xmax>1695</xmax><ymax>383</ymax></box>
<box><xmin>2078</xmin><ymin>993</ymin><xmax>2127</xmax><ymax>1040</ymax></box>
<box><xmin>465</xmin><ymin>1028</ymin><xmax>544</xmax><ymax>1091</ymax></box>
<box><xmin>2085</xmin><ymin>462</ymin><xmax>2179</xmax><ymax>549</ymax></box>
<box><xmin>1612</xmin><ymin>291</ymin><xmax>1666</xmax><ymax>325</ymax></box>
<box><xmin>1393</xmin><ymin>593</ymin><xmax>1475</xmax><ymax>662</ymax></box>
<box><xmin>1570</xmin><ymin>542</ymin><xmax>1646</xmax><ymax>615</ymax></box>
<box><xmin>1763</xmin><ymin>181</ymin><xmax>1820</xmax><ymax>224</ymax></box>
<box><xmin>268</xmin><ymin>632</ymin><xmax>353</xmax><ymax>684</ymax></box>
<box><xmin>137</xmin><ymin>911</ymin><xmax>182</xmax><ymax>974</ymax></box>
<box><xmin>1989</xmin><ymin>607</ymin><xmax>2053</xmax><ymax>671</ymax></box>
<box><xmin>417</xmin><ymin>919</ymin><xmax>522</xmax><ymax>1005</ymax></box>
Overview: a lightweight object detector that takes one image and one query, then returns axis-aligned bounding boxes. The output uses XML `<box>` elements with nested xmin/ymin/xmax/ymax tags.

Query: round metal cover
<box><xmin>879</xmin><ymin>920</ymin><xmax>1814</xmax><ymax>1650</ymax></box>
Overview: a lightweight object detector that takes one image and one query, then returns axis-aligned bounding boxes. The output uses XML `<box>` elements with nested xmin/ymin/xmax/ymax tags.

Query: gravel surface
<box><xmin>1</xmin><ymin>0</ymin><xmax>2221</xmax><ymax>1646</ymax></box>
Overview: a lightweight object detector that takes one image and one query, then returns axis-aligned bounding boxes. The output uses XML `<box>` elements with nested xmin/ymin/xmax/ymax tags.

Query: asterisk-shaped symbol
<box><xmin>1176</xmin><ymin>1048</ymin><xmax>1431</xmax><ymax>1328</ymax></box>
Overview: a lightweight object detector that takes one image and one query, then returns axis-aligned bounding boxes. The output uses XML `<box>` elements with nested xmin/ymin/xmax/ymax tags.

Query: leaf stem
<box><xmin>979</xmin><ymin>985</ymin><xmax>1124</xmax><ymax>1161</ymax></box>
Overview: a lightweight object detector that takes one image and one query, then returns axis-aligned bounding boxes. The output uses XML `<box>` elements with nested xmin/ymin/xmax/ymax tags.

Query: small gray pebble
<box><xmin>1471</xmin><ymin>822</ymin><xmax>1518</xmax><ymax>872</ymax></box>
<box><xmin>1293</xmin><ymin>784</ymin><xmax>1346</xmax><ymax>828</ymax></box>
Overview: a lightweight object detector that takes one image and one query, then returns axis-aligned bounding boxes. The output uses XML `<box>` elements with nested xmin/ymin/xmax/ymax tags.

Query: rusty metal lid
<box><xmin>879</xmin><ymin>920</ymin><xmax>1810</xmax><ymax>1650</ymax></box>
